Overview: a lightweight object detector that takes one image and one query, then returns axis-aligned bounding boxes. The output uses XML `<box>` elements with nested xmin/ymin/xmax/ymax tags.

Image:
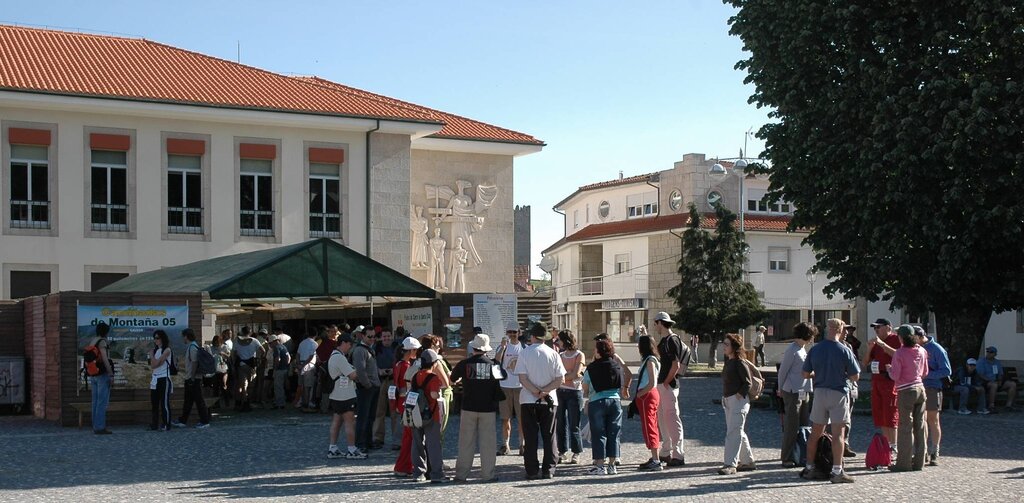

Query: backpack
<box><xmin>815</xmin><ymin>433</ymin><xmax>834</xmax><ymax>474</ymax></box>
<box><xmin>740</xmin><ymin>358</ymin><xmax>764</xmax><ymax>401</ymax></box>
<box><xmin>82</xmin><ymin>343</ymin><xmax>105</xmax><ymax>376</ymax></box>
<box><xmin>194</xmin><ymin>343</ymin><xmax>217</xmax><ymax>376</ymax></box>
<box><xmin>865</xmin><ymin>432</ymin><xmax>892</xmax><ymax>470</ymax></box>
<box><xmin>791</xmin><ymin>425</ymin><xmax>811</xmax><ymax>465</ymax></box>
<box><xmin>402</xmin><ymin>372</ymin><xmax>436</xmax><ymax>428</ymax></box>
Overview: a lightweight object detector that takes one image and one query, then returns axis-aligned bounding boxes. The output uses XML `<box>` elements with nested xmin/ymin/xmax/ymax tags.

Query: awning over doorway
<box><xmin>100</xmin><ymin>238</ymin><xmax>436</xmax><ymax>299</ymax></box>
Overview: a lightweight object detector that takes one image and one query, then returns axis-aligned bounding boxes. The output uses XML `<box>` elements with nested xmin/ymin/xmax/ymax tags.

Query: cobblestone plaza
<box><xmin>1</xmin><ymin>376</ymin><xmax>1020</xmax><ymax>502</ymax></box>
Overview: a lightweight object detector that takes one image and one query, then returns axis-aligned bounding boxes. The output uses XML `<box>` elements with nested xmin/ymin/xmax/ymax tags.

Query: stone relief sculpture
<box><xmin>448</xmin><ymin>237</ymin><xmax>468</xmax><ymax>293</ymax></box>
<box><xmin>410</xmin><ymin>205</ymin><xmax>429</xmax><ymax>269</ymax></box>
<box><xmin>428</xmin><ymin>227</ymin><xmax>447</xmax><ymax>291</ymax></box>
<box><xmin>424</xmin><ymin>180</ymin><xmax>498</xmax><ymax>269</ymax></box>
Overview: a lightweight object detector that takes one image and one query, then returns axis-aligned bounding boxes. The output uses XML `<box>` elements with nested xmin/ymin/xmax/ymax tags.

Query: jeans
<box><xmin>273</xmin><ymin>370</ymin><xmax>288</xmax><ymax>407</ymax></box>
<box><xmin>780</xmin><ymin>390</ymin><xmax>810</xmax><ymax>462</ymax></box>
<box><xmin>954</xmin><ymin>384</ymin><xmax>985</xmax><ymax>411</ymax></box>
<box><xmin>555</xmin><ymin>388</ymin><xmax>583</xmax><ymax>455</ymax></box>
<box><xmin>896</xmin><ymin>386</ymin><xmax>926</xmax><ymax>470</ymax></box>
<box><xmin>89</xmin><ymin>374</ymin><xmax>111</xmax><ymax>432</ymax></box>
<box><xmin>723</xmin><ymin>394</ymin><xmax>754</xmax><ymax>467</ymax></box>
<box><xmin>754</xmin><ymin>345</ymin><xmax>766</xmax><ymax>367</ymax></box>
<box><xmin>588</xmin><ymin>397</ymin><xmax>622</xmax><ymax>460</ymax></box>
<box><xmin>355</xmin><ymin>385</ymin><xmax>380</xmax><ymax>449</ymax></box>
<box><xmin>521</xmin><ymin>402</ymin><xmax>557</xmax><ymax>476</ymax></box>
<box><xmin>179</xmin><ymin>378</ymin><xmax>210</xmax><ymax>425</ymax></box>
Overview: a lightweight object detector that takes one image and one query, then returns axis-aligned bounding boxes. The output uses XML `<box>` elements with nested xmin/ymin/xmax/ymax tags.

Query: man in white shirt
<box><xmin>327</xmin><ymin>334</ymin><xmax>365</xmax><ymax>460</ymax></box>
<box><xmin>753</xmin><ymin>325</ymin><xmax>767</xmax><ymax>367</ymax></box>
<box><xmin>496</xmin><ymin>321</ymin><xmax>524</xmax><ymax>456</ymax></box>
<box><xmin>514</xmin><ymin>322</ymin><xmax>566</xmax><ymax>480</ymax></box>
<box><xmin>297</xmin><ymin>333</ymin><xmax>319</xmax><ymax>410</ymax></box>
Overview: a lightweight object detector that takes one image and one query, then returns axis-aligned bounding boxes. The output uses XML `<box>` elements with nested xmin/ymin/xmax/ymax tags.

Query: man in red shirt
<box><xmin>863</xmin><ymin>318</ymin><xmax>902</xmax><ymax>449</ymax></box>
<box><xmin>314</xmin><ymin>324</ymin><xmax>341</xmax><ymax>412</ymax></box>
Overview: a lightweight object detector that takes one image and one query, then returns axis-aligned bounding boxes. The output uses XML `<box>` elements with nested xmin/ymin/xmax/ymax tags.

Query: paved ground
<box><xmin>1</xmin><ymin>376</ymin><xmax>1021</xmax><ymax>502</ymax></box>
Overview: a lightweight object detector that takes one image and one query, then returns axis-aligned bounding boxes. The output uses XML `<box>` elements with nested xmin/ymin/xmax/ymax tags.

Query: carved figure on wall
<box><xmin>410</xmin><ymin>205</ymin><xmax>429</xmax><ymax>269</ymax></box>
<box><xmin>424</xmin><ymin>180</ymin><xmax>498</xmax><ymax>269</ymax></box>
<box><xmin>448</xmin><ymin>237</ymin><xmax>468</xmax><ymax>293</ymax></box>
<box><xmin>428</xmin><ymin>227</ymin><xmax>447</xmax><ymax>291</ymax></box>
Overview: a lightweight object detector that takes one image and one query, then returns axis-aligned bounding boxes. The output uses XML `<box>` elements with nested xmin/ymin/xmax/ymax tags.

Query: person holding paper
<box><xmin>450</xmin><ymin>333</ymin><xmax>506</xmax><ymax>482</ymax></box>
<box><xmin>863</xmin><ymin>318</ymin><xmax>902</xmax><ymax>450</ymax></box>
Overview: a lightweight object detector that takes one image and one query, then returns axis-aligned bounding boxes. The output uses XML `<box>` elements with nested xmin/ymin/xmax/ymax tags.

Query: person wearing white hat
<box><xmin>496</xmin><ymin>321</ymin><xmax>525</xmax><ymax>456</ymax></box>
<box><xmin>393</xmin><ymin>336</ymin><xmax>422</xmax><ymax>477</ymax></box>
<box><xmin>450</xmin><ymin>333</ymin><xmax>506</xmax><ymax>482</ymax></box>
<box><xmin>268</xmin><ymin>334</ymin><xmax>291</xmax><ymax>409</ymax></box>
<box><xmin>651</xmin><ymin>311</ymin><xmax>691</xmax><ymax>467</ymax></box>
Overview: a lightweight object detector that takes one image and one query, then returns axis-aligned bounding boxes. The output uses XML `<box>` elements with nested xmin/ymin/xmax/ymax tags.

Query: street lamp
<box><xmin>806</xmin><ymin>268</ymin><xmax>817</xmax><ymax>325</ymax></box>
<box><xmin>708</xmin><ymin>159</ymin><xmax>748</xmax><ymax>233</ymax></box>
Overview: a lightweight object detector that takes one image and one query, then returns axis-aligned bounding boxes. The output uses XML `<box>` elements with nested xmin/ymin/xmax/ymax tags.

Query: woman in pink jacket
<box><xmin>888</xmin><ymin>324</ymin><xmax>929</xmax><ymax>472</ymax></box>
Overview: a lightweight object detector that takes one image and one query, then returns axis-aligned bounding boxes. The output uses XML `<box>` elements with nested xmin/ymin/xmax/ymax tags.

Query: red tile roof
<box><xmin>542</xmin><ymin>212</ymin><xmax>797</xmax><ymax>253</ymax></box>
<box><xmin>0</xmin><ymin>25</ymin><xmax>543</xmax><ymax>145</ymax></box>
<box><xmin>295</xmin><ymin>77</ymin><xmax>543</xmax><ymax>145</ymax></box>
<box><xmin>554</xmin><ymin>172</ymin><xmax>660</xmax><ymax>209</ymax></box>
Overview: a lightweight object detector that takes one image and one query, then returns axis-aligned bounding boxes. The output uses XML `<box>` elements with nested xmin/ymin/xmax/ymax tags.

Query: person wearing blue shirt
<box><xmin>976</xmin><ymin>346</ymin><xmax>1017</xmax><ymax>413</ymax></box>
<box><xmin>914</xmin><ymin>326</ymin><xmax>950</xmax><ymax>466</ymax></box>
<box><xmin>800</xmin><ymin>318</ymin><xmax>860</xmax><ymax>484</ymax></box>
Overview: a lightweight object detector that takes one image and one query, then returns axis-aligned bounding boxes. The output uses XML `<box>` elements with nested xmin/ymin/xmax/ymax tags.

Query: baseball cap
<box><xmin>896</xmin><ymin>325</ymin><xmax>914</xmax><ymax>338</ymax></box>
<box><xmin>505</xmin><ymin>321</ymin><xmax>520</xmax><ymax>332</ymax></box>
<box><xmin>653</xmin><ymin>312</ymin><xmax>674</xmax><ymax>324</ymax></box>
<box><xmin>401</xmin><ymin>336</ymin><xmax>421</xmax><ymax>350</ymax></box>
<box><xmin>869</xmin><ymin>318</ymin><xmax>891</xmax><ymax>327</ymax></box>
<box><xmin>967</xmin><ymin>358</ymin><xmax>978</xmax><ymax>365</ymax></box>
<box><xmin>986</xmin><ymin>346</ymin><xmax>998</xmax><ymax>354</ymax></box>
<box><xmin>337</xmin><ymin>333</ymin><xmax>355</xmax><ymax>344</ymax></box>
<box><xmin>420</xmin><ymin>348</ymin><xmax>440</xmax><ymax>366</ymax></box>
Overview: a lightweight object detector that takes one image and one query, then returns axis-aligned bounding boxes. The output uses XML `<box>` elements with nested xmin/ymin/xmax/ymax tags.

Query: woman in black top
<box><xmin>719</xmin><ymin>333</ymin><xmax>755</xmax><ymax>475</ymax></box>
<box><xmin>583</xmin><ymin>339</ymin><xmax>624</xmax><ymax>475</ymax></box>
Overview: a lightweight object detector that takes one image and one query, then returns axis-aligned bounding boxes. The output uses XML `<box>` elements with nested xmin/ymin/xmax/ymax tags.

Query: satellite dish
<box><xmin>538</xmin><ymin>255</ymin><xmax>558</xmax><ymax>273</ymax></box>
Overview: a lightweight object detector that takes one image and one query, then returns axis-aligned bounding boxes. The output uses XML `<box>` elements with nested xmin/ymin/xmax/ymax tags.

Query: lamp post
<box><xmin>806</xmin><ymin>268</ymin><xmax>817</xmax><ymax>325</ymax></box>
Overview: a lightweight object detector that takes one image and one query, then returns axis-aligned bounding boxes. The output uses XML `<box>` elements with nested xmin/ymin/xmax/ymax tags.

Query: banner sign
<box><xmin>391</xmin><ymin>306</ymin><xmax>434</xmax><ymax>339</ymax></box>
<box><xmin>77</xmin><ymin>305</ymin><xmax>190</xmax><ymax>389</ymax></box>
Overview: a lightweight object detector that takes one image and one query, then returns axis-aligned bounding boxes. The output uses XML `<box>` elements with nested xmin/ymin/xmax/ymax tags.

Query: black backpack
<box><xmin>194</xmin><ymin>343</ymin><xmax>217</xmax><ymax>375</ymax></box>
<box><xmin>815</xmin><ymin>434</ymin><xmax>834</xmax><ymax>474</ymax></box>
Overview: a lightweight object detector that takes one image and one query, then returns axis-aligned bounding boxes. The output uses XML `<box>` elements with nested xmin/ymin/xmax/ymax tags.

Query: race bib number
<box><xmin>388</xmin><ymin>385</ymin><xmax>397</xmax><ymax>400</ymax></box>
<box><xmin>405</xmin><ymin>391</ymin><xmax>419</xmax><ymax>407</ymax></box>
<box><xmin>871</xmin><ymin>361</ymin><xmax>880</xmax><ymax>374</ymax></box>
<box><xmin>798</xmin><ymin>390</ymin><xmax>807</xmax><ymax>401</ymax></box>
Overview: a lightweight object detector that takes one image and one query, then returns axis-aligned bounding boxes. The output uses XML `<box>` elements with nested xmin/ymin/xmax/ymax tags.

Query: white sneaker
<box><xmin>327</xmin><ymin>449</ymin><xmax>344</xmax><ymax>459</ymax></box>
<box><xmin>606</xmin><ymin>464</ymin><xmax>618</xmax><ymax>475</ymax></box>
<box><xmin>346</xmin><ymin>449</ymin><xmax>368</xmax><ymax>460</ymax></box>
<box><xmin>570</xmin><ymin>452</ymin><xmax>581</xmax><ymax>464</ymax></box>
<box><xmin>586</xmin><ymin>465</ymin><xmax>607</xmax><ymax>476</ymax></box>
<box><xmin>194</xmin><ymin>423</ymin><xmax>210</xmax><ymax>429</ymax></box>
<box><xmin>558</xmin><ymin>452</ymin><xmax>570</xmax><ymax>464</ymax></box>
<box><xmin>957</xmin><ymin>409</ymin><xmax>972</xmax><ymax>415</ymax></box>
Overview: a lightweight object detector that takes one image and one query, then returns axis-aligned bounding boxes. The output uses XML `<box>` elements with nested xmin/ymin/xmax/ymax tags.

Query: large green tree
<box><xmin>668</xmin><ymin>204</ymin><xmax>768</xmax><ymax>365</ymax></box>
<box><xmin>724</xmin><ymin>1</ymin><xmax>1024</xmax><ymax>360</ymax></box>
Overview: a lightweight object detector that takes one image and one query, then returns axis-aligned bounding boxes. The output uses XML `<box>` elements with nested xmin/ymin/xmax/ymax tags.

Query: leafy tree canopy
<box><xmin>725</xmin><ymin>0</ymin><xmax>1024</xmax><ymax>358</ymax></box>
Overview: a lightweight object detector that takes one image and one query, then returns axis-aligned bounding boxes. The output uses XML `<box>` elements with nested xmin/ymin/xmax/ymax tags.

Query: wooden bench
<box><xmin>69</xmin><ymin>400</ymin><xmax>185</xmax><ymax>428</ymax></box>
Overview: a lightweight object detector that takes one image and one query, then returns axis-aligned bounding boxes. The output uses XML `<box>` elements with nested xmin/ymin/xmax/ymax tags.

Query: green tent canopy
<box><xmin>100</xmin><ymin>238</ymin><xmax>436</xmax><ymax>299</ymax></box>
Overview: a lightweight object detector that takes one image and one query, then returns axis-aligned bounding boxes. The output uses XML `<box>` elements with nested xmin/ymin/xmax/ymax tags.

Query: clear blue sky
<box><xmin>4</xmin><ymin>0</ymin><xmax>770</xmax><ymax>277</ymax></box>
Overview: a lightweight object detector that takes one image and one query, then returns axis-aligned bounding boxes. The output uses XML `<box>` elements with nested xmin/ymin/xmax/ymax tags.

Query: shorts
<box><xmin>925</xmin><ymin>388</ymin><xmax>942</xmax><ymax>411</ymax></box>
<box><xmin>330</xmin><ymin>398</ymin><xmax>357</xmax><ymax>415</ymax></box>
<box><xmin>498</xmin><ymin>387</ymin><xmax>522</xmax><ymax>420</ymax></box>
<box><xmin>871</xmin><ymin>379</ymin><xmax>899</xmax><ymax>428</ymax></box>
<box><xmin>810</xmin><ymin>387</ymin><xmax>851</xmax><ymax>426</ymax></box>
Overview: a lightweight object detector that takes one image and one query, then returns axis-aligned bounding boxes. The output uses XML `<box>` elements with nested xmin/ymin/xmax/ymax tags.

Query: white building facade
<box><xmin>0</xmin><ymin>25</ymin><xmax>542</xmax><ymax>301</ymax></box>
<box><xmin>542</xmin><ymin>153</ymin><xmax>852</xmax><ymax>353</ymax></box>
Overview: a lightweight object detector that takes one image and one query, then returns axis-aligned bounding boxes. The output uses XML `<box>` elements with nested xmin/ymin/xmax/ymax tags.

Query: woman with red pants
<box><xmin>634</xmin><ymin>335</ymin><xmax>663</xmax><ymax>471</ymax></box>
<box><xmin>393</xmin><ymin>336</ymin><xmax>421</xmax><ymax>476</ymax></box>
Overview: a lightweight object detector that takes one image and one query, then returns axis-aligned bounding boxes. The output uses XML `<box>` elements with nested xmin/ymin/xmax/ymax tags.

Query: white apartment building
<box><xmin>0</xmin><ymin>25</ymin><xmax>542</xmax><ymax>300</ymax></box>
<box><xmin>542</xmin><ymin>153</ymin><xmax>853</xmax><ymax>352</ymax></box>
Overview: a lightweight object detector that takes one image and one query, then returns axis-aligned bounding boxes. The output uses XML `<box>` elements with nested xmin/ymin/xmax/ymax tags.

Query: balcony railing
<box><xmin>90</xmin><ymin>203</ymin><xmax>129</xmax><ymax>232</ymax></box>
<box><xmin>310</xmin><ymin>212</ymin><xmax>342</xmax><ymax>238</ymax></box>
<box><xmin>168</xmin><ymin>206</ymin><xmax>203</xmax><ymax>234</ymax></box>
<box><xmin>10</xmin><ymin>200</ymin><xmax>50</xmax><ymax>229</ymax></box>
<box><xmin>240</xmin><ymin>209</ymin><xmax>274</xmax><ymax>237</ymax></box>
<box><xmin>562</xmin><ymin>273</ymin><xmax>649</xmax><ymax>299</ymax></box>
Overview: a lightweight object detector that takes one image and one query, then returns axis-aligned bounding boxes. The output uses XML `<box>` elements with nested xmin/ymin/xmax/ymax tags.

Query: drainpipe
<box><xmin>365</xmin><ymin>120</ymin><xmax>381</xmax><ymax>259</ymax></box>
<box><xmin>645</xmin><ymin>174</ymin><xmax>660</xmax><ymax>216</ymax></box>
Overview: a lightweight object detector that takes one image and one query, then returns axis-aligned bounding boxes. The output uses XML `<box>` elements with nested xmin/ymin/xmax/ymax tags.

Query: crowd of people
<box><xmin>83</xmin><ymin>313</ymin><xmax>1018</xmax><ymax>485</ymax></box>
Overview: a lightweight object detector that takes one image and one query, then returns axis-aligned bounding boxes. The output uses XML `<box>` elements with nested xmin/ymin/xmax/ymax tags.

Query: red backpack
<box><xmin>82</xmin><ymin>344</ymin><xmax>105</xmax><ymax>376</ymax></box>
<box><xmin>865</xmin><ymin>432</ymin><xmax>891</xmax><ymax>470</ymax></box>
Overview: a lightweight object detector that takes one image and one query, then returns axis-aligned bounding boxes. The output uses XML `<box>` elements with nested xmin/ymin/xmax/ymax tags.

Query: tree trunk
<box><xmin>707</xmin><ymin>333</ymin><xmax>720</xmax><ymax>368</ymax></box>
<box><xmin>935</xmin><ymin>307</ymin><xmax>993</xmax><ymax>364</ymax></box>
